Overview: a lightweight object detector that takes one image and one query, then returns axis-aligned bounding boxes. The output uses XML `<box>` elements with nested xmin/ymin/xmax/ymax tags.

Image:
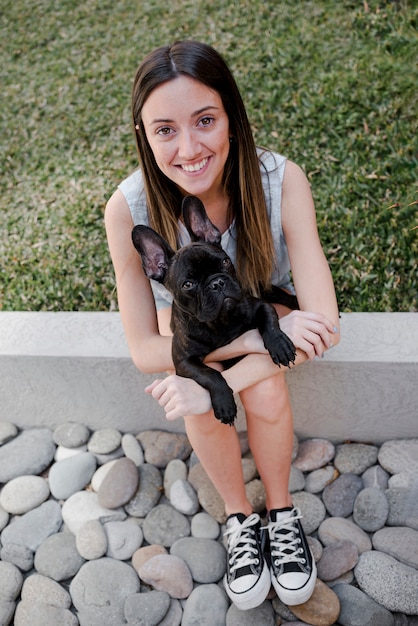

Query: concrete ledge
<box><xmin>0</xmin><ymin>312</ymin><xmax>417</xmax><ymax>443</ymax></box>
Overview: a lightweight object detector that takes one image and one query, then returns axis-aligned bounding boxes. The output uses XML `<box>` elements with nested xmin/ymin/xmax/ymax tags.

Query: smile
<box><xmin>180</xmin><ymin>158</ymin><xmax>209</xmax><ymax>173</ymax></box>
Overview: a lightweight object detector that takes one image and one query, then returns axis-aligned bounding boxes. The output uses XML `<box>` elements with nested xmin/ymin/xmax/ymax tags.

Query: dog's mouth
<box><xmin>223</xmin><ymin>296</ymin><xmax>237</xmax><ymax>310</ymax></box>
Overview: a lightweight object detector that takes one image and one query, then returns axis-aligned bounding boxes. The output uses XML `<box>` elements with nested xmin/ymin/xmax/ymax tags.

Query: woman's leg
<box><xmin>239</xmin><ymin>370</ymin><xmax>293</xmax><ymax>511</ymax></box>
<box><xmin>183</xmin><ymin>410</ymin><xmax>252</xmax><ymax>517</ymax></box>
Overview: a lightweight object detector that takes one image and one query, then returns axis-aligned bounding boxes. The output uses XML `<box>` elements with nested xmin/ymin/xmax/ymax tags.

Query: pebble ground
<box><xmin>0</xmin><ymin>421</ymin><xmax>417</xmax><ymax>626</ymax></box>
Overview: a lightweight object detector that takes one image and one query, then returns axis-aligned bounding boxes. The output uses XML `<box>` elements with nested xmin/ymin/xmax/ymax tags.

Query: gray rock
<box><xmin>34</xmin><ymin>532</ymin><xmax>85</xmax><ymax>581</ymax></box>
<box><xmin>121</xmin><ymin>433</ymin><xmax>144</xmax><ymax>466</ymax></box>
<box><xmin>378</xmin><ymin>439</ymin><xmax>418</xmax><ymax>474</ymax></box>
<box><xmin>170</xmin><ymin>479</ymin><xmax>199</xmax><ymax>515</ymax></box>
<box><xmin>316</xmin><ymin>539</ymin><xmax>359</xmax><ymax>581</ymax></box>
<box><xmin>157</xmin><ymin>598</ymin><xmax>183</xmax><ymax>626</ymax></box>
<box><xmin>333</xmin><ymin>582</ymin><xmax>394</xmax><ymax>626</ymax></box>
<box><xmin>182</xmin><ymin>584</ymin><xmax>229</xmax><ymax>626</ymax></box>
<box><xmin>55</xmin><ymin>444</ymin><xmax>87</xmax><ymax>461</ymax></box>
<box><xmin>372</xmin><ymin>526</ymin><xmax>418</xmax><ymax>569</ymax></box>
<box><xmin>1</xmin><ymin>500</ymin><xmax>62</xmax><ymax>551</ymax></box>
<box><xmin>97</xmin><ymin>457</ymin><xmax>139</xmax><ymax>509</ymax></box>
<box><xmin>226</xmin><ymin>599</ymin><xmax>276</xmax><ymax>625</ymax></box>
<box><xmin>76</xmin><ymin>519</ymin><xmax>108</xmax><ymax>560</ymax></box>
<box><xmin>87</xmin><ymin>428</ymin><xmax>122</xmax><ymax>454</ymax></box>
<box><xmin>124</xmin><ymin>590</ymin><xmax>170</xmax><ymax>626</ymax></box>
<box><xmin>189</xmin><ymin>462</ymin><xmax>225</xmax><ymax>523</ymax></box>
<box><xmin>124</xmin><ymin>463</ymin><xmax>162</xmax><ymax>517</ymax></box>
<box><xmin>138</xmin><ymin>554</ymin><xmax>193</xmax><ymax>599</ymax></box>
<box><xmin>334</xmin><ymin>443</ymin><xmax>378</xmax><ymax>475</ymax></box>
<box><xmin>48</xmin><ymin>452</ymin><xmax>97</xmax><ymax>500</ymax></box>
<box><xmin>362</xmin><ymin>464</ymin><xmax>390</xmax><ymax>490</ymax></box>
<box><xmin>104</xmin><ymin>520</ymin><xmax>143</xmax><ymax>560</ymax></box>
<box><xmin>389</xmin><ymin>471</ymin><xmax>418</xmax><ymax>489</ymax></box>
<box><xmin>353</xmin><ymin>487</ymin><xmax>389</xmax><ymax>531</ymax></box>
<box><xmin>61</xmin><ymin>490</ymin><xmax>127</xmax><ymax>535</ymax></box>
<box><xmin>386</xmin><ymin>485</ymin><xmax>418</xmax><ymax>530</ymax></box>
<box><xmin>0</xmin><ymin>475</ymin><xmax>50</xmax><ymax>514</ymax></box>
<box><xmin>0</xmin><ymin>503</ymin><xmax>9</xmax><ymax>531</ymax></box>
<box><xmin>288</xmin><ymin>465</ymin><xmax>305</xmax><ymax>493</ymax></box>
<box><xmin>90</xmin><ymin>459</ymin><xmax>117</xmax><ymax>491</ymax></box>
<box><xmin>21</xmin><ymin>573</ymin><xmax>71</xmax><ymax>608</ymax></box>
<box><xmin>0</xmin><ymin>428</ymin><xmax>55</xmax><ymax>482</ymax></box>
<box><xmin>164</xmin><ymin>458</ymin><xmax>188</xmax><ymax>498</ymax></box>
<box><xmin>318</xmin><ymin>516</ymin><xmax>372</xmax><ymax>553</ymax></box>
<box><xmin>246</xmin><ymin>478</ymin><xmax>266</xmax><ymax>513</ymax></box>
<box><xmin>142</xmin><ymin>504</ymin><xmax>190</xmax><ymax>547</ymax></box>
<box><xmin>70</xmin><ymin>558</ymin><xmax>140</xmax><ymax>625</ymax></box>
<box><xmin>53</xmin><ymin>422</ymin><xmax>90</xmax><ymax>448</ymax></box>
<box><xmin>0</xmin><ymin>560</ymin><xmax>23</xmax><ymax>601</ymax></box>
<box><xmin>0</xmin><ymin>542</ymin><xmax>34</xmax><ymax>571</ymax></box>
<box><xmin>136</xmin><ymin>430</ymin><xmax>192</xmax><ymax>468</ymax></box>
<box><xmin>94</xmin><ymin>446</ymin><xmax>124</xmax><ymax>465</ymax></box>
<box><xmin>191</xmin><ymin>512</ymin><xmax>220</xmax><ymax>540</ymax></box>
<box><xmin>293</xmin><ymin>438</ymin><xmax>335</xmax><ymax>472</ymax></box>
<box><xmin>14</xmin><ymin>601</ymin><xmax>78</xmax><ymax>626</ymax></box>
<box><xmin>304</xmin><ymin>465</ymin><xmax>335</xmax><ymax>493</ymax></box>
<box><xmin>291</xmin><ymin>491</ymin><xmax>326</xmax><ymax>534</ymax></box>
<box><xmin>322</xmin><ymin>473</ymin><xmax>363</xmax><ymax>517</ymax></box>
<box><xmin>170</xmin><ymin>537</ymin><xmax>226</xmax><ymax>583</ymax></box>
<box><xmin>355</xmin><ymin>551</ymin><xmax>418</xmax><ymax>615</ymax></box>
<box><xmin>0</xmin><ymin>421</ymin><xmax>18</xmax><ymax>445</ymax></box>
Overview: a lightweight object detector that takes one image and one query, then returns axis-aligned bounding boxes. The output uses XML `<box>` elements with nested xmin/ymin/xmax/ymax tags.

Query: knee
<box><xmin>241</xmin><ymin>374</ymin><xmax>291</xmax><ymax>424</ymax></box>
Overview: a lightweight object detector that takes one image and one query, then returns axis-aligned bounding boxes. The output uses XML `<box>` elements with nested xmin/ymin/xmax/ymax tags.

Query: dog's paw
<box><xmin>213</xmin><ymin>394</ymin><xmax>237</xmax><ymax>426</ymax></box>
<box><xmin>269</xmin><ymin>331</ymin><xmax>297</xmax><ymax>367</ymax></box>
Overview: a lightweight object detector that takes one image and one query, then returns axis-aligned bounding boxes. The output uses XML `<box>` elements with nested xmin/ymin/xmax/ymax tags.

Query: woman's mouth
<box><xmin>180</xmin><ymin>157</ymin><xmax>209</xmax><ymax>173</ymax></box>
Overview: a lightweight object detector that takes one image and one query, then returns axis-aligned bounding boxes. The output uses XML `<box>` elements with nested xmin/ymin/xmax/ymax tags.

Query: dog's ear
<box><xmin>132</xmin><ymin>225</ymin><xmax>175</xmax><ymax>284</ymax></box>
<box><xmin>182</xmin><ymin>196</ymin><xmax>222</xmax><ymax>245</ymax></box>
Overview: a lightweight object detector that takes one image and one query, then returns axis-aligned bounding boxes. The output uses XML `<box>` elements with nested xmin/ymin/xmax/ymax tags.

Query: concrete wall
<box><xmin>0</xmin><ymin>312</ymin><xmax>417</xmax><ymax>443</ymax></box>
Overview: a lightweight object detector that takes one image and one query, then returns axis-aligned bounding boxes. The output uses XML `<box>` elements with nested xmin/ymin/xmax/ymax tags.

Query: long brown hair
<box><xmin>132</xmin><ymin>40</ymin><xmax>275</xmax><ymax>296</ymax></box>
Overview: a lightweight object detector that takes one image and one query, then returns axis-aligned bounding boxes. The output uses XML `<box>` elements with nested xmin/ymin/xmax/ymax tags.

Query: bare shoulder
<box><xmin>105</xmin><ymin>188</ymin><xmax>133</xmax><ymax>227</ymax></box>
<box><xmin>282</xmin><ymin>160</ymin><xmax>317</xmax><ymax>235</ymax></box>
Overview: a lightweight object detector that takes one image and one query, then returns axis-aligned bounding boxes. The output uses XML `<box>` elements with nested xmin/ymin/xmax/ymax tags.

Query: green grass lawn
<box><xmin>1</xmin><ymin>0</ymin><xmax>417</xmax><ymax>312</ymax></box>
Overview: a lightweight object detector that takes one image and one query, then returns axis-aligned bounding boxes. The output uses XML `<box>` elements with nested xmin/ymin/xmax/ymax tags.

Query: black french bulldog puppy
<box><xmin>132</xmin><ymin>196</ymin><xmax>296</xmax><ymax>425</ymax></box>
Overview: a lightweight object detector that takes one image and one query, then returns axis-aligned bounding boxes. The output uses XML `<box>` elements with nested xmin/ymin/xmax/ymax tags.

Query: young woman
<box><xmin>105</xmin><ymin>40</ymin><xmax>339</xmax><ymax>611</ymax></box>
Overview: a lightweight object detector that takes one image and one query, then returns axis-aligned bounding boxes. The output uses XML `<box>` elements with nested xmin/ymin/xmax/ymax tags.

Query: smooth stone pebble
<box><xmin>1</xmin><ymin>500</ymin><xmax>62</xmax><ymax>551</ymax></box>
<box><xmin>76</xmin><ymin>519</ymin><xmax>108</xmax><ymax>560</ymax></box>
<box><xmin>1</xmin><ymin>542</ymin><xmax>34</xmax><ymax>571</ymax></box>
<box><xmin>372</xmin><ymin>526</ymin><xmax>418</xmax><ymax>569</ymax></box>
<box><xmin>316</xmin><ymin>539</ymin><xmax>359</xmax><ymax>581</ymax></box>
<box><xmin>170</xmin><ymin>479</ymin><xmax>199</xmax><ymax>515</ymax></box>
<box><xmin>0</xmin><ymin>428</ymin><xmax>55</xmax><ymax>482</ymax></box>
<box><xmin>132</xmin><ymin>544</ymin><xmax>167</xmax><ymax>573</ymax></box>
<box><xmin>61</xmin><ymin>490</ymin><xmax>126</xmax><ymax>535</ymax></box>
<box><xmin>241</xmin><ymin>457</ymin><xmax>258</xmax><ymax>483</ymax></box>
<box><xmin>245</xmin><ymin>478</ymin><xmax>266</xmax><ymax>513</ymax></box>
<box><xmin>318</xmin><ymin>516</ymin><xmax>372</xmax><ymax>553</ymax></box>
<box><xmin>91</xmin><ymin>459</ymin><xmax>118</xmax><ymax>491</ymax></box>
<box><xmin>121</xmin><ymin>433</ymin><xmax>144</xmax><ymax>466</ymax></box>
<box><xmin>290</xmin><ymin>579</ymin><xmax>340</xmax><ymax>626</ymax></box>
<box><xmin>87</xmin><ymin>428</ymin><xmax>121</xmax><ymax>454</ymax></box>
<box><xmin>138</xmin><ymin>554</ymin><xmax>193</xmax><ymax>599</ymax></box>
<box><xmin>386</xmin><ymin>486</ymin><xmax>418</xmax><ymax>530</ymax></box>
<box><xmin>142</xmin><ymin>504</ymin><xmax>190</xmax><ymax>547</ymax></box>
<box><xmin>53</xmin><ymin>422</ymin><xmax>90</xmax><ymax>447</ymax></box>
<box><xmin>191</xmin><ymin>511</ymin><xmax>220</xmax><ymax>539</ymax></box>
<box><xmin>157</xmin><ymin>598</ymin><xmax>183</xmax><ymax>626</ymax></box>
<box><xmin>124</xmin><ymin>463</ymin><xmax>163</xmax><ymax>517</ymax></box>
<box><xmin>0</xmin><ymin>504</ymin><xmax>9</xmax><ymax>531</ymax></box>
<box><xmin>0</xmin><ymin>475</ymin><xmax>50</xmax><ymax>514</ymax></box>
<box><xmin>55</xmin><ymin>444</ymin><xmax>87</xmax><ymax>461</ymax></box>
<box><xmin>97</xmin><ymin>457</ymin><xmax>139</xmax><ymax>509</ymax></box>
<box><xmin>48</xmin><ymin>452</ymin><xmax>96</xmax><ymax>500</ymax></box>
<box><xmin>70</xmin><ymin>558</ymin><xmax>140</xmax><ymax>625</ymax></box>
<box><xmin>308</xmin><ymin>536</ymin><xmax>323</xmax><ymax>562</ymax></box>
<box><xmin>104</xmin><ymin>520</ymin><xmax>143</xmax><ymax>560</ymax></box>
<box><xmin>362</xmin><ymin>464</ymin><xmax>390</xmax><ymax>490</ymax></box>
<box><xmin>333</xmin><ymin>582</ymin><xmax>395</xmax><ymax>626</ymax></box>
<box><xmin>378</xmin><ymin>439</ymin><xmax>418</xmax><ymax>474</ymax></box>
<box><xmin>21</xmin><ymin>573</ymin><xmax>71</xmax><ymax>608</ymax></box>
<box><xmin>14</xmin><ymin>601</ymin><xmax>78</xmax><ymax>626</ymax></box>
<box><xmin>182</xmin><ymin>584</ymin><xmax>229</xmax><ymax>626</ymax></box>
<box><xmin>164</xmin><ymin>459</ymin><xmax>188</xmax><ymax>498</ymax></box>
<box><xmin>189</xmin><ymin>462</ymin><xmax>226</xmax><ymax>523</ymax></box>
<box><xmin>226</xmin><ymin>599</ymin><xmax>275</xmax><ymax>625</ymax></box>
<box><xmin>293</xmin><ymin>438</ymin><xmax>335</xmax><ymax>472</ymax></box>
<box><xmin>124</xmin><ymin>590</ymin><xmax>170</xmax><ymax>626</ymax></box>
<box><xmin>353</xmin><ymin>487</ymin><xmax>389</xmax><ymax>531</ymax></box>
<box><xmin>0</xmin><ymin>560</ymin><xmax>23</xmax><ymax>601</ymax></box>
<box><xmin>355</xmin><ymin>551</ymin><xmax>418</xmax><ymax>615</ymax></box>
<box><xmin>291</xmin><ymin>491</ymin><xmax>326</xmax><ymax>534</ymax></box>
<box><xmin>388</xmin><ymin>471</ymin><xmax>418</xmax><ymax>488</ymax></box>
<box><xmin>289</xmin><ymin>465</ymin><xmax>306</xmax><ymax>492</ymax></box>
<box><xmin>334</xmin><ymin>443</ymin><xmax>378</xmax><ymax>475</ymax></box>
<box><xmin>305</xmin><ymin>465</ymin><xmax>336</xmax><ymax>493</ymax></box>
<box><xmin>34</xmin><ymin>532</ymin><xmax>85</xmax><ymax>581</ymax></box>
<box><xmin>170</xmin><ymin>537</ymin><xmax>226</xmax><ymax>583</ymax></box>
<box><xmin>0</xmin><ymin>421</ymin><xmax>18</xmax><ymax>444</ymax></box>
<box><xmin>322</xmin><ymin>473</ymin><xmax>363</xmax><ymax>517</ymax></box>
<box><xmin>137</xmin><ymin>430</ymin><xmax>192</xmax><ymax>468</ymax></box>
<box><xmin>94</xmin><ymin>446</ymin><xmax>124</xmax><ymax>465</ymax></box>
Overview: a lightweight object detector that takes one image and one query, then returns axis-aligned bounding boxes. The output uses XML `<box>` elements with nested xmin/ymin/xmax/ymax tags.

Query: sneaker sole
<box><xmin>271</xmin><ymin>560</ymin><xmax>317</xmax><ymax>606</ymax></box>
<box><xmin>224</xmin><ymin>561</ymin><xmax>271</xmax><ymax>611</ymax></box>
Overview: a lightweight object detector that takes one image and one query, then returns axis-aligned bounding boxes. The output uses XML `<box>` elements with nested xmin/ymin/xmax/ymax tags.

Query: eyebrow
<box><xmin>148</xmin><ymin>105</ymin><xmax>220</xmax><ymax>125</ymax></box>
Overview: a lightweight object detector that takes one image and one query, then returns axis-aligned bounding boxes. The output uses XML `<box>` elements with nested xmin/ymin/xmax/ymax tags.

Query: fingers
<box><xmin>280</xmin><ymin>310</ymin><xmax>339</xmax><ymax>360</ymax></box>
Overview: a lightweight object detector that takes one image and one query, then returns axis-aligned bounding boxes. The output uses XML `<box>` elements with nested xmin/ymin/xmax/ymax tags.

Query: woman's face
<box><xmin>141</xmin><ymin>76</ymin><xmax>231</xmax><ymax>204</ymax></box>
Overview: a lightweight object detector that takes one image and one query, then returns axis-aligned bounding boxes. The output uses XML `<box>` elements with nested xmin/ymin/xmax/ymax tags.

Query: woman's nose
<box><xmin>177</xmin><ymin>130</ymin><xmax>200</xmax><ymax>159</ymax></box>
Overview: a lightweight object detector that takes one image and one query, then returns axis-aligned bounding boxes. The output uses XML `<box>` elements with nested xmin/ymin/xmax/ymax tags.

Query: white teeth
<box><xmin>181</xmin><ymin>158</ymin><xmax>208</xmax><ymax>172</ymax></box>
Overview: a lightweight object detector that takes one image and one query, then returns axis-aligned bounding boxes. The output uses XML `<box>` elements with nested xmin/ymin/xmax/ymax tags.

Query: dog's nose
<box><xmin>210</xmin><ymin>277</ymin><xmax>225</xmax><ymax>291</ymax></box>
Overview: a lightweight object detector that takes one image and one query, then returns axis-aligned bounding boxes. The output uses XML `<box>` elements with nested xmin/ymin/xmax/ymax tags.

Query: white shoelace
<box><xmin>266</xmin><ymin>508</ymin><xmax>306</xmax><ymax>567</ymax></box>
<box><xmin>224</xmin><ymin>513</ymin><xmax>260</xmax><ymax>573</ymax></box>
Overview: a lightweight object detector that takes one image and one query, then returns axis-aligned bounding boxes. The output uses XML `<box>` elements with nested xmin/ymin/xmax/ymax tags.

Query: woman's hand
<box><xmin>278</xmin><ymin>310</ymin><xmax>338</xmax><ymax>360</ymax></box>
<box><xmin>145</xmin><ymin>375</ymin><xmax>212</xmax><ymax>420</ymax></box>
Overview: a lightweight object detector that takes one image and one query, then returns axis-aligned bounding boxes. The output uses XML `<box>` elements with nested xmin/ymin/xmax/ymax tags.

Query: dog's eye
<box><xmin>222</xmin><ymin>258</ymin><xmax>231</xmax><ymax>268</ymax></box>
<box><xmin>182</xmin><ymin>280</ymin><xmax>194</xmax><ymax>291</ymax></box>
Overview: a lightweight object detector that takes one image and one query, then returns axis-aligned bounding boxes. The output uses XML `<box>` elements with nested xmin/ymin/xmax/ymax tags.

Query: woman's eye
<box><xmin>199</xmin><ymin>116</ymin><xmax>214</xmax><ymax>127</ymax></box>
<box><xmin>157</xmin><ymin>127</ymin><xmax>172</xmax><ymax>136</ymax></box>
